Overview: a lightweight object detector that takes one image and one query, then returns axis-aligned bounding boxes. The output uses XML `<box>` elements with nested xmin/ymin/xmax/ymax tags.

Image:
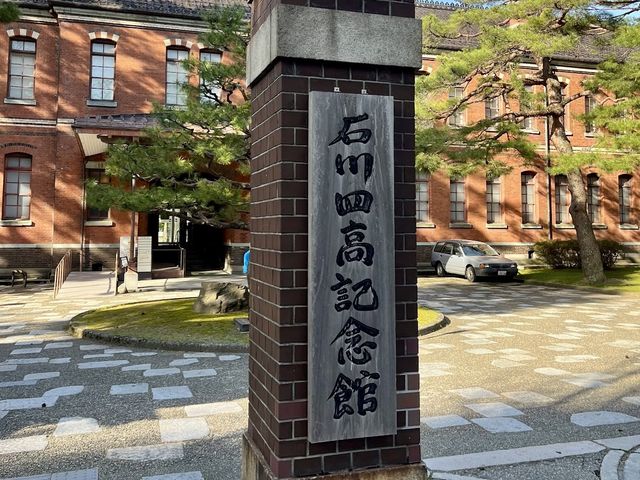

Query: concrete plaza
<box><xmin>0</xmin><ymin>274</ymin><xmax>638</xmax><ymax>479</ymax></box>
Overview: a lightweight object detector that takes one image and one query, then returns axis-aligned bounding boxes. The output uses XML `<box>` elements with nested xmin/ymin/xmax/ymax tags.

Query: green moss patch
<box><xmin>71</xmin><ymin>298</ymin><xmax>249</xmax><ymax>347</ymax></box>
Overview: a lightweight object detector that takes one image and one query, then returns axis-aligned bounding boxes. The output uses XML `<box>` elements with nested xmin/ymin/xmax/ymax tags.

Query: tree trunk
<box><xmin>546</xmin><ymin>74</ymin><xmax>606</xmax><ymax>285</ymax></box>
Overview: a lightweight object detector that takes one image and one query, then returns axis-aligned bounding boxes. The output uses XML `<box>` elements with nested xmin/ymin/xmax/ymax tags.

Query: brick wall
<box><xmin>248</xmin><ymin>55</ymin><xmax>419</xmax><ymax>477</ymax></box>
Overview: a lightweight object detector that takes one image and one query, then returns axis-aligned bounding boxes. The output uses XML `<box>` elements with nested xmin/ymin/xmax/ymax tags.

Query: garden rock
<box><xmin>193</xmin><ymin>282</ymin><xmax>249</xmax><ymax>314</ymax></box>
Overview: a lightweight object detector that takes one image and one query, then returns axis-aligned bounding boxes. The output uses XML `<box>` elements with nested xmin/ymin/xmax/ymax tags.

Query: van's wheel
<box><xmin>465</xmin><ymin>266</ymin><xmax>476</xmax><ymax>283</ymax></box>
<box><xmin>436</xmin><ymin>262</ymin><xmax>446</xmax><ymax>277</ymax></box>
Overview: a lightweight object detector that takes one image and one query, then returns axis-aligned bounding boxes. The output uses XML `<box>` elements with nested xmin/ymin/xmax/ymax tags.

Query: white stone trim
<box><xmin>89</xmin><ymin>31</ymin><xmax>119</xmax><ymax>43</ymax></box>
<box><xmin>6</xmin><ymin>28</ymin><xmax>40</xmax><ymax>40</ymax></box>
<box><xmin>0</xmin><ymin>117</ymin><xmax>57</xmax><ymax>127</ymax></box>
<box><xmin>165</xmin><ymin>38</ymin><xmax>193</xmax><ymax>49</ymax></box>
<box><xmin>197</xmin><ymin>43</ymin><xmax>205</xmax><ymax>50</ymax></box>
<box><xmin>247</xmin><ymin>4</ymin><xmax>422</xmax><ymax>84</ymax></box>
<box><xmin>224</xmin><ymin>243</ymin><xmax>250</xmax><ymax>247</ymax></box>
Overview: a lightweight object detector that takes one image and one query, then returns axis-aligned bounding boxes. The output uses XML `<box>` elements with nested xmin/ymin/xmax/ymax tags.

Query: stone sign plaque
<box><xmin>308</xmin><ymin>91</ymin><xmax>396</xmax><ymax>443</ymax></box>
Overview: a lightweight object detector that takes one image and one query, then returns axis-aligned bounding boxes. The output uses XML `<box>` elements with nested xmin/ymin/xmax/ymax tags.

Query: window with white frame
<box><xmin>90</xmin><ymin>41</ymin><xmax>116</xmax><ymax>101</ymax></box>
<box><xmin>521</xmin><ymin>85</ymin><xmax>535</xmax><ymax>131</ymax></box>
<box><xmin>521</xmin><ymin>172</ymin><xmax>536</xmax><ymax>224</ymax></box>
<box><xmin>199</xmin><ymin>50</ymin><xmax>222</xmax><ymax>103</ymax></box>
<box><xmin>555</xmin><ymin>175</ymin><xmax>571</xmax><ymax>224</ymax></box>
<box><xmin>486</xmin><ymin>177</ymin><xmax>502</xmax><ymax>224</ymax></box>
<box><xmin>166</xmin><ymin>47</ymin><xmax>189</xmax><ymax>106</ymax></box>
<box><xmin>416</xmin><ymin>173</ymin><xmax>430</xmax><ymax>223</ymax></box>
<box><xmin>619</xmin><ymin>175</ymin><xmax>632</xmax><ymax>224</ymax></box>
<box><xmin>447</xmin><ymin>87</ymin><xmax>465</xmax><ymax>127</ymax></box>
<box><xmin>586</xmin><ymin>173</ymin><xmax>601</xmax><ymax>224</ymax></box>
<box><xmin>3</xmin><ymin>154</ymin><xmax>32</xmax><ymax>220</ymax></box>
<box><xmin>584</xmin><ymin>95</ymin><xmax>597</xmax><ymax>135</ymax></box>
<box><xmin>8</xmin><ymin>38</ymin><xmax>36</xmax><ymax>100</ymax></box>
<box><xmin>85</xmin><ymin>168</ymin><xmax>110</xmax><ymax>220</ymax></box>
<box><xmin>485</xmin><ymin>97</ymin><xmax>500</xmax><ymax>120</ymax></box>
<box><xmin>450</xmin><ymin>177</ymin><xmax>466</xmax><ymax>223</ymax></box>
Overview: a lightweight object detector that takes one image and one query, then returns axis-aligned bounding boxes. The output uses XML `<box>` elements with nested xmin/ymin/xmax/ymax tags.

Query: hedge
<box><xmin>534</xmin><ymin>240</ymin><xmax>625</xmax><ymax>270</ymax></box>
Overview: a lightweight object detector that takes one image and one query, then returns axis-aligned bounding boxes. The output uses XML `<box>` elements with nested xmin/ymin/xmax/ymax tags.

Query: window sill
<box><xmin>486</xmin><ymin>223</ymin><xmax>508</xmax><ymax>229</ymax></box>
<box><xmin>592</xmin><ymin>223</ymin><xmax>608</xmax><ymax>230</ymax></box>
<box><xmin>521</xmin><ymin>223</ymin><xmax>542</xmax><ymax>229</ymax></box>
<box><xmin>86</xmin><ymin>99</ymin><xmax>117</xmax><ymax>108</ymax></box>
<box><xmin>554</xmin><ymin>224</ymin><xmax>574</xmax><ymax>230</ymax></box>
<box><xmin>620</xmin><ymin>224</ymin><xmax>639</xmax><ymax>230</ymax></box>
<box><xmin>0</xmin><ymin>219</ymin><xmax>33</xmax><ymax>227</ymax></box>
<box><xmin>584</xmin><ymin>132</ymin><xmax>596</xmax><ymax>138</ymax></box>
<box><xmin>4</xmin><ymin>98</ymin><xmax>36</xmax><ymax>106</ymax></box>
<box><xmin>449</xmin><ymin>222</ymin><xmax>472</xmax><ymax>229</ymax></box>
<box><xmin>565</xmin><ymin>131</ymin><xmax>573</xmax><ymax>136</ymax></box>
<box><xmin>417</xmin><ymin>222</ymin><xmax>436</xmax><ymax>229</ymax></box>
<box><xmin>521</xmin><ymin>129</ymin><xmax>540</xmax><ymax>135</ymax></box>
<box><xmin>84</xmin><ymin>220</ymin><xmax>114</xmax><ymax>227</ymax></box>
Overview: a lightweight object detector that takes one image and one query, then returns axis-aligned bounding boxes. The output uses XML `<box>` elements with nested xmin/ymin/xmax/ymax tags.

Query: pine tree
<box><xmin>0</xmin><ymin>2</ymin><xmax>19</xmax><ymax>23</ymax></box>
<box><xmin>87</xmin><ymin>6</ymin><xmax>250</xmax><ymax>229</ymax></box>
<box><xmin>416</xmin><ymin>0</ymin><xmax>640</xmax><ymax>285</ymax></box>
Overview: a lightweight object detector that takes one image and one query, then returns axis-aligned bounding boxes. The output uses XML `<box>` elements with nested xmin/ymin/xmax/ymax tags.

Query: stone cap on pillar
<box><xmin>247</xmin><ymin>4</ymin><xmax>423</xmax><ymax>85</ymax></box>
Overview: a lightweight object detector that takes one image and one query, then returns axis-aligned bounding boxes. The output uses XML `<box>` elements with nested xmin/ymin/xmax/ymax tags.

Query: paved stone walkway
<box><xmin>0</xmin><ymin>275</ymin><xmax>638</xmax><ymax>479</ymax></box>
<box><xmin>419</xmin><ymin>277</ymin><xmax>640</xmax><ymax>480</ymax></box>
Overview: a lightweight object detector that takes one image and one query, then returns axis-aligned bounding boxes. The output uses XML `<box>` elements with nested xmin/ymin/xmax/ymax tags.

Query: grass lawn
<box><xmin>418</xmin><ymin>306</ymin><xmax>441</xmax><ymax>330</ymax></box>
<box><xmin>519</xmin><ymin>267</ymin><xmax>640</xmax><ymax>293</ymax></box>
<box><xmin>72</xmin><ymin>298</ymin><xmax>249</xmax><ymax>347</ymax></box>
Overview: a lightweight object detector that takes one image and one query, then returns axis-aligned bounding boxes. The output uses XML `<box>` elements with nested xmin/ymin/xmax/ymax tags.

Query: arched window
<box><xmin>586</xmin><ymin>173</ymin><xmax>601</xmax><ymax>224</ymax></box>
<box><xmin>555</xmin><ymin>175</ymin><xmax>570</xmax><ymax>224</ymax></box>
<box><xmin>521</xmin><ymin>172</ymin><xmax>536</xmax><ymax>224</ymax></box>
<box><xmin>8</xmin><ymin>37</ymin><xmax>36</xmax><ymax>100</ymax></box>
<box><xmin>486</xmin><ymin>177</ymin><xmax>502</xmax><ymax>224</ymax></box>
<box><xmin>3</xmin><ymin>154</ymin><xmax>32</xmax><ymax>220</ymax></box>
<box><xmin>416</xmin><ymin>173</ymin><xmax>430</xmax><ymax>223</ymax></box>
<box><xmin>619</xmin><ymin>175</ymin><xmax>632</xmax><ymax>224</ymax></box>
<box><xmin>90</xmin><ymin>40</ymin><xmax>116</xmax><ymax>101</ymax></box>
<box><xmin>166</xmin><ymin>47</ymin><xmax>189</xmax><ymax>106</ymax></box>
<box><xmin>450</xmin><ymin>177</ymin><xmax>465</xmax><ymax>223</ymax></box>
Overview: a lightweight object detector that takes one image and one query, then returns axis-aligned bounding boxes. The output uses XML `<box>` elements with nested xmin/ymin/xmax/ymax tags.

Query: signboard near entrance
<box><xmin>308</xmin><ymin>91</ymin><xmax>396</xmax><ymax>443</ymax></box>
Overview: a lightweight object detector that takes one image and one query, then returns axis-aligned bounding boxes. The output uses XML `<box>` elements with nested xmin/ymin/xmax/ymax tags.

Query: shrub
<box><xmin>534</xmin><ymin>239</ymin><xmax>625</xmax><ymax>270</ymax></box>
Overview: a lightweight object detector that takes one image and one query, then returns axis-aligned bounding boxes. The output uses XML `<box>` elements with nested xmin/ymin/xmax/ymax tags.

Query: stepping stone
<box><xmin>159</xmin><ymin>418</ymin><xmax>209</xmax><ymax>442</ymax></box>
<box><xmin>534</xmin><ymin>367</ymin><xmax>571</xmax><ymax>376</ymax></box>
<box><xmin>555</xmin><ymin>355</ymin><xmax>599</xmax><ymax>363</ymax></box>
<box><xmin>10</xmin><ymin>348</ymin><xmax>43</xmax><ymax>355</ymax></box>
<box><xmin>450</xmin><ymin>388</ymin><xmax>499</xmax><ymax>400</ymax></box>
<box><xmin>0</xmin><ymin>365</ymin><xmax>18</xmax><ymax>372</ymax></box>
<box><xmin>51</xmin><ymin>469</ymin><xmax>99</xmax><ymax>480</ymax></box>
<box><xmin>83</xmin><ymin>353</ymin><xmax>113</xmax><ymax>359</ymax></box>
<box><xmin>421</xmin><ymin>415</ymin><xmax>470</xmax><ymax>429</ymax></box>
<box><xmin>24</xmin><ymin>372</ymin><xmax>60</xmax><ymax>381</ymax></box>
<box><xmin>185</xmin><ymin>401</ymin><xmax>242</xmax><ymax>417</ymax></box>
<box><xmin>106</xmin><ymin>443</ymin><xmax>184</xmax><ymax>461</ymax></box>
<box><xmin>500</xmin><ymin>354</ymin><xmax>536</xmax><ymax>362</ymax></box>
<box><xmin>44</xmin><ymin>342</ymin><xmax>73</xmax><ymax>350</ymax></box>
<box><xmin>152</xmin><ymin>386</ymin><xmax>193</xmax><ymax>400</ymax></box>
<box><xmin>122</xmin><ymin>364</ymin><xmax>152</xmax><ymax>372</ymax></box>
<box><xmin>6</xmin><ymin>357</ymin><xmax>50</xmax><ymax>365</ymax></box>
<box><xmin>169</xmin><ymin>359</ymin><xmax>199</xmax><ymax>367</ymax></box>
<box><xmin>562</xmin><ymin>378</ymin><xmax>607</xmax><ymax>389</ymax></box>
<box><xmin>471</xmin><ymin>417</ymin><xmax>533</xmax><ymax>433</ymax></box>
<box><xmin>182</xmin><ymin>369</ymin><xmax>217</xmax><ymax>379</ymax></box>
<box><xmin>49</xmin><ymin>358</ymin><xmax>71</xmax><ymax>364</ymax></box>
<box><xmin>53</xmin><ymin>417</ymin><xmax>100</xmax><ymax>436</ymax></box>
<box><xmin>79</xmin><ymin>345</ymin><xmax>105</xmax><ymax>351</ymax></box>
<box><xmin>501</xmin><ymin>391</ymin><xmax>554</xmax><ymax>405</ymax></box>
<box><xmin>571</xmin><ymin>411</ymin><xmax>639</xmax><ymax>427</ymax></box>
<box><xmin>465</xmin><ymin>402</ymin><xmax>524</xmax><ymax>418</ymax></box>
<box><xmin>219</xmin><ymin>355</ymin><xmax>241</xmax><ymax>361</ymax></box>
<box><xmin>110</xmin><ymin>383</ymin><xmax>149</xmax><ymax>395</ymax></box>
<box><xmin>131</xmin><ymin>352</ymin><xmax>157</xmax><ymax>357</ymax></box>
<box><xmin>184</xmin><ymin>353</ymin><xmax>216</xmax><ymax>358</ymax></box>
<box><xmin>144</xmin><ymin>368</ymin><xmax>180</xmax><ymax>377</ymax></box>
<box><xmin>104</xmin><ymin>348</ymin><xmax>132</xmax><ymax>354</ymax></box>
<box><xmin>622</xmin><ymin>396</ymin><xmax>640</xmax><ymax>406</ymax></box>
<box><xmin>142</xmin><ymin>472</ymin><xmax>204</xmax><ymax>480</ymax></box>
<box><xmin>0</xmin><ymin>435</ymin><xmax>48</xmax><ymax>454</ymax></box>
<box><xmin>78</xmin><ymin>360</ymin><xmax>129</xmax><ymax>369</ymax></box>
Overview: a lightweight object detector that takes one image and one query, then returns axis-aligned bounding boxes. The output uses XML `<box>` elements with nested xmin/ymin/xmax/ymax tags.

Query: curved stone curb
<box><xmin>68</xmin><ymin>323</ymin><xmax>249</xmax><ymax>353</ymax></box>
<box><xmin>418</xmin><ymin>311</ymin><xmax>450</xmax><ymax>336</ymax></box>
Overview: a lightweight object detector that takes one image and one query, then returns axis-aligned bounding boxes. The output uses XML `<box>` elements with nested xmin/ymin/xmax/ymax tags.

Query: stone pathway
<box><xmin>419</xmin><ymin>277</ymin><xmax>640</xmax><ymax>480</ymax></box>
<box><xmin>1</xmin><ymin>275</ymin><xmax>639</xmax><ymax>479</ymax></box>
<box><xmin>0</xmin><ymin>274</ymin><xmax>248</xmax><ymax>480</ymax></box>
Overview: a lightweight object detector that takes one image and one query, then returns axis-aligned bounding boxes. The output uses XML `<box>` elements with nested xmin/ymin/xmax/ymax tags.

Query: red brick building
<box><xmin>0</xmin><ymin>1</ymin><xmax>637</xmax><ymax>274</ymax></box>
<box><xmin>0</xmin><ymin>0</ymin><xmax>248</xmax><ymax>273</ymax></box>
<box><xmin>415</xmin><ymin>3</ymin><xmax>640</xmax><ymax>265</ymax></box>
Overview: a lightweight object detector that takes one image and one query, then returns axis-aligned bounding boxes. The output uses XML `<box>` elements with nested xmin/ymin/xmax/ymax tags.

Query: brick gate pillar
<box><xmin>242</xmin><ymin>2</ymin><xmax>424</xmax><ymax>479</ymax></box>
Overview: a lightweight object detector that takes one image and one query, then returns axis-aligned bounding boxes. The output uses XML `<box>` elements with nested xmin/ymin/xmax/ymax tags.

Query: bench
<box><xmin>0</xmin><ymin>268</ymin><xmax>52</xmax><ymax>287</ymax></box>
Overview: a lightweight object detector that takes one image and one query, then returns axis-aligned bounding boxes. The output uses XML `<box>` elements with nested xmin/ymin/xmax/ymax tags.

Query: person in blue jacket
<box><xmin>243</xmin><ymin>249</ymin><xmax>250</xmax><ymax>276</ymax></box>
